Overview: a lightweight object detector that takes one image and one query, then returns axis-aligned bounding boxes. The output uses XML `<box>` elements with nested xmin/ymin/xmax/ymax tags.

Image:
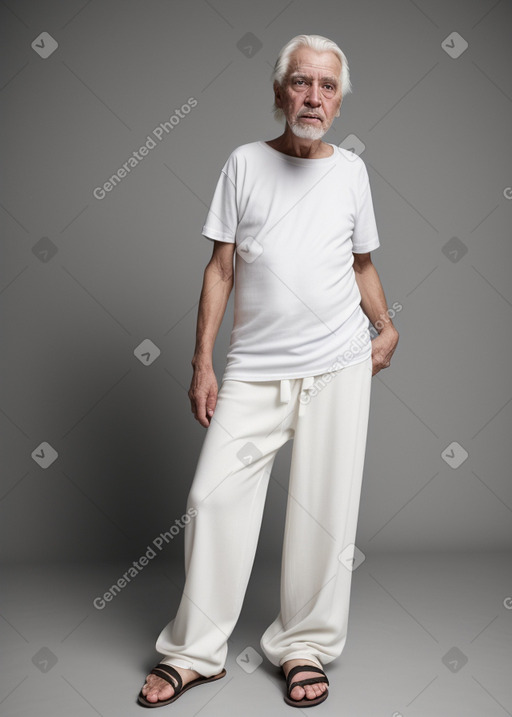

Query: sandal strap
<box><xmin>149</xmin><ymin>664</ymin><xmax>183</xmax><ymax>694</ymax></box>
<box><xmin>290</xmin><ymin>675</ymin><xmax>329</xmax><ymax>691</ymax></box>
<box><xmin>286</xmin><ymin>664</ymin><xmax>329</xmax><ymax>692</ymax></box>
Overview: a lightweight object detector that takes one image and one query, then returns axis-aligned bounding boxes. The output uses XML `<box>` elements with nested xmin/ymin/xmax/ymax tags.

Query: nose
<box><xmin>305</xmin><ymin>82</ymin><xmax>321</xmax><ymax>107</ymax></box>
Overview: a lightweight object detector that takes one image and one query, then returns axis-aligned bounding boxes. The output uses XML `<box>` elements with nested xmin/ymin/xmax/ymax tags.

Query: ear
<box><xmin>273</xmin><ymin>81</ymin><xmax>283</xmax><ymax>109</ymax></box>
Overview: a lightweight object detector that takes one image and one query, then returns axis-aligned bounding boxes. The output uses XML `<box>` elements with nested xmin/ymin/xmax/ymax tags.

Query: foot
<box><xmin>282</xmin><ymin>658</ymin><xmax>328</xmax><ymax>702</ymax></box>
<box><xmin>141</xmin><ymin>665</ymin><xmax>201</xmax><ymax>704</ymax></box>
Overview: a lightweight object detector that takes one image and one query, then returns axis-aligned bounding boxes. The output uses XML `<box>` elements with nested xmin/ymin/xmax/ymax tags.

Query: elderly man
<box><xmin>139</xmin><ymin>34</ymin><xmax>398</xmax><ymax>709</ymax></box>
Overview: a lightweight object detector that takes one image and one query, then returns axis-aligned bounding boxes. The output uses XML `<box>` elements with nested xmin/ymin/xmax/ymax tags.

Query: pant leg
<box><xmin>260</xmin><ymin>356</ymin><xmax>373</xmax><ymax>667</ymax></box>
<box><xmin>155</xmin><ymin>376</ymin><xmax>297</xmax><ymax>677</ymax></box>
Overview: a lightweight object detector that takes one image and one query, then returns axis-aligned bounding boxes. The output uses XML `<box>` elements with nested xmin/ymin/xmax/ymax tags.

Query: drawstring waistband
<box><xmin>279</xmin><ymin>375</ymin><xmax>316</xmax><ymax>417</ymax></box>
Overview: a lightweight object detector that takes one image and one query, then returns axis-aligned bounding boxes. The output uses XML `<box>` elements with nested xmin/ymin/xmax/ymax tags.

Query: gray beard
<box><xmin>289</xmin><ymin>119</ymin><xmax>328</xmax><ymax>140</ymax></box>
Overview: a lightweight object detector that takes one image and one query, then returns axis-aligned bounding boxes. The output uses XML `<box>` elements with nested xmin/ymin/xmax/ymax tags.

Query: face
<box><xmin>275</xmin><ymin>47</ymin><xmax>343</xmax><ymax>140</ymax></box>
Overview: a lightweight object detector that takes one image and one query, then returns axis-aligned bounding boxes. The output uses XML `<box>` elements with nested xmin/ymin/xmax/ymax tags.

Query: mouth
<box><xmin>299</xmin><ymin>115</ymin><xmax>322</xmax><ymax>122</ymax></box>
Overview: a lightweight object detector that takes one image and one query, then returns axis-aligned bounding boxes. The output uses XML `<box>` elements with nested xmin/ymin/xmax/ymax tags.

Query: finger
<box><xmin>190</xmin><ymin>398</ymin><xmax>205</xmax><ymax>426</ymax></box>
<box><xmin>196</xmin><ymin>400</ymin><xmax>207</xmax><ymax>426</ymax></box>
<box><xmin>206</xmin><ymin>395</ymin><xmax>217</xmax><ymax>418</ymax></box>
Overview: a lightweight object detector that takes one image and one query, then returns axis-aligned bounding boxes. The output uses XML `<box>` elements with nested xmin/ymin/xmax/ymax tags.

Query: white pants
<box><xmin>155</xmin><ymin>355</ymin><xmax>373</xmax><ymax>676</ymax></box>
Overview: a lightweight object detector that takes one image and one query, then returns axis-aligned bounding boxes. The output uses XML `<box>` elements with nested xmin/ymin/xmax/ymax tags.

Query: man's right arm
<box><xmin>188</xmin><ymin>240</ymin><xmax>236</xmax><ymax>427</ymax></box>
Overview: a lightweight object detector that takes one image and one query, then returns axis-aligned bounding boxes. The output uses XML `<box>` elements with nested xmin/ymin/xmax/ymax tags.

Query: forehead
<box><xmin>286</xmin><ymin>47</ymin><xmax>342</xmax><ymax>78</ymax></box>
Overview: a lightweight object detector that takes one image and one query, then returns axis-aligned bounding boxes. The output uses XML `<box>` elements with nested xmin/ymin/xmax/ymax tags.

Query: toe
<box><xmin>146</xmin><ymin>684</ymin><xmax>174</xmax><ymax>703</ymax></box>
<box><xmin>304</xmin><ymin>684</ymin><xmax>315</xmax><ymax>700</ymax></box>
<box><xmin>304</xmin><ymin>682</ymin><xmax>326</xmax><ymax>700</ymax></box>
<box><xmin>288</xmin><ymin>670</ymin><xmax>328</xmax><ymax>703</ymax></box>
<box><xmin>143</xmin><ymin>675</ymin><xmax>175</xmax><ymax>703</ymax></box>
<box><xmin>290</xmin><ymin>685</ymin><xmax>305</xmax><ymax>701</ymax></box>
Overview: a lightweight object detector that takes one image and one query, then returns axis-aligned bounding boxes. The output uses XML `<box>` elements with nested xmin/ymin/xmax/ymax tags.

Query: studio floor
<box><xmin>1</xmin><ymin>551</ymin><xmax>511</xmax><ymax>717</ymax></box>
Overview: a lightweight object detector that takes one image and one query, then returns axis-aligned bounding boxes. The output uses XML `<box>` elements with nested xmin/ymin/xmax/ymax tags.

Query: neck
<box><xmin>268</xmin><ymin>126</ymin><xmax>332</xmax><ymax>159</ymax></box>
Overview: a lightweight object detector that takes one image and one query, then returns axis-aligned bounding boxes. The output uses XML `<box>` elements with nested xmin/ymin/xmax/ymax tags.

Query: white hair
<box><xmin>270</xmin><ymin>34</ymin><xmax>352</xmax><ymax>122</ymax></box>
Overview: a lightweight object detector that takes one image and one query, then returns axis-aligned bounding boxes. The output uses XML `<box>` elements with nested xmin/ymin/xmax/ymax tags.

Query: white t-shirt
<box><xmin>201</xmin><ymin>140</ymin><xmax>381</xmax><ymax>381</ymax></box>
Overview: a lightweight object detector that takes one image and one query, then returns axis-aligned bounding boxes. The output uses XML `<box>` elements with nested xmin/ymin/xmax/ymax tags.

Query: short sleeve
<box><xmin>201</xmin><ymin>155</ymin><xmax>238</xmax><ymax>243</ymax></box>
<box><xmin>352</xmin><ymin>159</ymin><xmax>380</xmax><ymax>253</ymax></box>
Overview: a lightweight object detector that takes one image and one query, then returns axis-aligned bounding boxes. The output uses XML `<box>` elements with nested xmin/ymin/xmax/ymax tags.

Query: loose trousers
<box><xmin>155</xmin><ymin>355</ymin><xmax>373</xmax><ymax>676</ymax></box>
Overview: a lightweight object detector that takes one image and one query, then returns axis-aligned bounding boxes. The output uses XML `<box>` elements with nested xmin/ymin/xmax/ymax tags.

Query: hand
<box><xmin>188</xmin><ymin>364</ymin><xmax>218</xmax><ymax>427</ymax></box>
<box><xmin>371</xmin><ymin>327</ymin><xmax>399</xmax><ymax>376</ymax></box>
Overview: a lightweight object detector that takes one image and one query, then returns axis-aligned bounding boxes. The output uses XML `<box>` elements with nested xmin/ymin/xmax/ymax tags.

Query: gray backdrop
<box><xmin>2</xmin><ymin>0</ymin><xmax>511</xmax><ymax>564</ymax></box>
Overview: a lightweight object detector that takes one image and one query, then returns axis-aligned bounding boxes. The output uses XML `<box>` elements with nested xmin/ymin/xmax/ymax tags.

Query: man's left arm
<box><xmin>353</xmin><ymin>251</ymin><xmax>399</xmax><ymax>376</ymax></box>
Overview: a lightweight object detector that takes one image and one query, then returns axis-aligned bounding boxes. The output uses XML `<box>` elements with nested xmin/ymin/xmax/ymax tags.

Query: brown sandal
<box><xmin>137</xmin><ymin>663</ymin><xmax>226</xmax><ymax>708</ymax></box>
<box><xmin>284</xmin><ymin>664</ymin><xmax>329</xmax><ymax>708</ymax></box>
